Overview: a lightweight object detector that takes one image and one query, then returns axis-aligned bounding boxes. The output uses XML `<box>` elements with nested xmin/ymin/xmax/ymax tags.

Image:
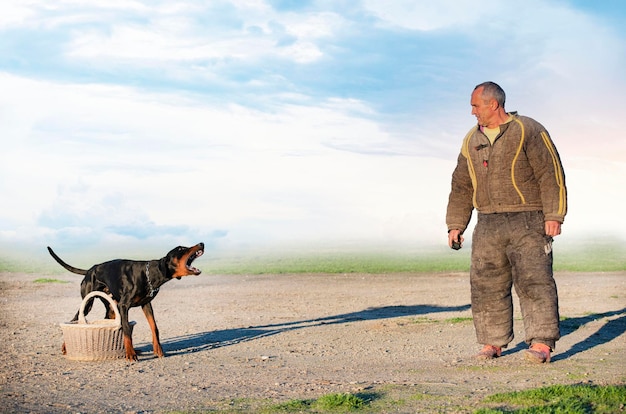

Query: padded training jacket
<box><xmin>447</xmin><ymin>112</ymin><xmax>567</xmax><ymax>232</ymax></box>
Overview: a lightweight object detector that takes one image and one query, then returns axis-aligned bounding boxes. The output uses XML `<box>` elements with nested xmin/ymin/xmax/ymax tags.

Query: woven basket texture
<box><xmin>60</xmin><ymin>291</ymin><xmax>136</xmax><ymax>361</ymax></box>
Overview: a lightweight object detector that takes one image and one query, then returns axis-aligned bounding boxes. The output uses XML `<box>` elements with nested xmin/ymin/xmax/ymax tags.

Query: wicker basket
<box><xmin>60</xmin><ymin>291</ymin><xmax>136</xmax><ymax>361</ymax></box>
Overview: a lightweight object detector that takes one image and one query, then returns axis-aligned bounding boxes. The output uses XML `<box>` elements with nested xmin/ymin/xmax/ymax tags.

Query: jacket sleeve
<box><xmin>446</xmin><ymin>151</ymin><xmax>475</xmax><ymax>232</ymax></box>
<box><xmin>525</xmin><ymin>128</ymin><xmax>568</xmax><ymax>223</ymax></box>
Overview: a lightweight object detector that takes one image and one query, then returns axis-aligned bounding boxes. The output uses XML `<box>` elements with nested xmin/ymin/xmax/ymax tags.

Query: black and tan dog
<box><xmin>48</xmin><ymin>243</ymin><xmax>204</xmax><ymax>361</ymax></box>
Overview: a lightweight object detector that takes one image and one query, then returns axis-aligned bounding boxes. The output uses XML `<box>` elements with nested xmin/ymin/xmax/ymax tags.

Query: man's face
<box><xmin>470</xmin><ymin>87</ymin><xmax>495</xmax><ymax>128</ymax></box>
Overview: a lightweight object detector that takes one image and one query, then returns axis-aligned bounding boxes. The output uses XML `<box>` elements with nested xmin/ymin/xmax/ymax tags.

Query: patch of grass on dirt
<box><xmin>175</xmin><ymin>397</ymin><xmax>268</xmax><ymax>413</ymax></box>
<box><xmin>475</xmin><ymin>383</ymin><xmax>626</xmax><ymax>413</ymax></box>
<box><xmin>269</xmin><ymin>398</ymin><xmax>313</xmax><ymax>412</ymax></box>
<box><xmin>407</xmin><ymin>316</ymin><xmax>472</xmax><ymax>325</ymax></box>
<box><xmin>445</xmin><ymin>316</ymin><xmax>473</xmax><ymax>324</ymax></box>
<box><xmin>269</xmin><ymin>392</ymin><xmax>379</xmax><ymax>412</ymax></box>
<box><xmin>315</xmin><ymin>393</ymin><xmax>365</xmax><ymax>411</ymax></box>
<box><xmin>409</xmin><ymin>316</ymin><xmax>436</xmax><ymax>324</ymax></box>
<box><xmin>33</xmin><ymin>278</ymin><xmax>69</xmax><ymax>284</ymax></box>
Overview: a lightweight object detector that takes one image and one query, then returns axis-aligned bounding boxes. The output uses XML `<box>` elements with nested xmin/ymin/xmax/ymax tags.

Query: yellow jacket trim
<box><xmin>511</xmin><ymin>118</ymin><xmax>526</xmax><ymax>204</ymax></box>
<box><xmin>540</xmin><ymin>131</ymin><xmax>567</xmax><ymax>216</ymax></box>
<box><xmin>461</xmin><ymin>127</ymin><xmax>478</xmax><ymax>207</ymax></box>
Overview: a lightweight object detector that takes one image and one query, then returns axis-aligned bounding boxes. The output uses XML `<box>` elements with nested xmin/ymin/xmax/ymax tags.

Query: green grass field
<box><xmin>199</xmin><ymin>246</ymin><xmax>626</xmax><ymax>275</ymax></box>
<box><xmin>1</xmin><ymin>240</ymin><xmax>625</xmax><ymax>275</ymax></box>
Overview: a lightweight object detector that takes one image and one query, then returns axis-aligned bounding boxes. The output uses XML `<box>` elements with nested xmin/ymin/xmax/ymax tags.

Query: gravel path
<box><xmin>1</xmin><ymin>271</ymin><xmax>625</xmax><ymax>413</ymax></box>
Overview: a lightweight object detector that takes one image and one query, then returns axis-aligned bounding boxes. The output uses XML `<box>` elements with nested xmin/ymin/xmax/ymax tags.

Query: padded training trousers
<box><xmin>470</xmin><ymin>211</ymin><xmax>560</xmax><ymax>349</ymax></box>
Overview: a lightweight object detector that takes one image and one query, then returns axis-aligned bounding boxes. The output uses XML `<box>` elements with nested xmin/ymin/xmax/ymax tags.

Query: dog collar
<box><xmin>145</xmin><ymin>262</ymin><xmax>160</xmax><ymax>297</ymax></box>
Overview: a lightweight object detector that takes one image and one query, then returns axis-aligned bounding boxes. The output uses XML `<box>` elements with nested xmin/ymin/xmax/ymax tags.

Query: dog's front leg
<box><xmin>118</xmin><ymin>304</ymin><xmax>138</xmax><ymax>361</ymax></box>
<box><xmin>142</xmin><ymin>302</ymin><xmax>164</xmax><ymax>358</ymax></box>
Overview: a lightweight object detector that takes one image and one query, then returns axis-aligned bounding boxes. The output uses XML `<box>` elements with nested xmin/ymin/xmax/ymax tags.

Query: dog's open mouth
<box><xmin>187</xmin><ymin>248</ymin><xmax>203</xmax><ymax>275</ymax></box>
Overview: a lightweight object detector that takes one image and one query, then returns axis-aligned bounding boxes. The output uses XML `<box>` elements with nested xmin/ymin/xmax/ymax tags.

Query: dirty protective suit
<box><xmin>446</xmin><ymin>113</ymin><xmax>567</xmax><ymax>349</ymax></box>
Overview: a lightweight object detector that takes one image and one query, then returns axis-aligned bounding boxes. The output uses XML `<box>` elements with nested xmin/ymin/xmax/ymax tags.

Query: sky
<box><xmin>1</xmin><ymin>0</ymin><xmax>625</xmax><ymax>258</ymax></box>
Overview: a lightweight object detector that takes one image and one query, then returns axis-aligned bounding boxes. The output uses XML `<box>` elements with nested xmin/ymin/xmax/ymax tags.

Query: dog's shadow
<box><xmin>502</xmin><ymin>308</ymin><xmax>626</xmax><ymax>361</ymax></box>
<box><xmin>136</xmin><ymin>304</ymin><xmax>471</xmax><ymax>357</ymax></box>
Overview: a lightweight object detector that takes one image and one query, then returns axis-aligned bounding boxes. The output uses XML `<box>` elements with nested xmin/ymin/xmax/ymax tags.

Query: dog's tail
<box><xmin>47</xmin><ymin>246</ymin><xmax>88</xmax><ymax>275</ymax></box>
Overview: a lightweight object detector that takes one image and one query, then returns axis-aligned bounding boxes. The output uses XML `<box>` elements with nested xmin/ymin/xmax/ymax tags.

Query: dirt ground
<box><xmin>1</xmin><ymin>270</ymin><xmax>625</xmax><ymax>413</ymax></box>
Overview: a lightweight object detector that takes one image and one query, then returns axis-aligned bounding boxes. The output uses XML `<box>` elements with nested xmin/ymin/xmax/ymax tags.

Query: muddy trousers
<box><xmin>470</xmin><ymin>211</ymin><xmax>560</xmax><ymax>350</ymax></box>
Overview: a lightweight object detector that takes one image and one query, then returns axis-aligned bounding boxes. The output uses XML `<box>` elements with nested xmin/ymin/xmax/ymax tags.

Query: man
<box><xmin>446</xmin><ymin>81</ymin><xmax>567</xmax><ymax>363</ymax></box>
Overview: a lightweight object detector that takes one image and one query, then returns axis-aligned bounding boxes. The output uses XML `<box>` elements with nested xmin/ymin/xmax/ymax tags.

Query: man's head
<box><xmin>471</xmin><ymin>81</ymin><xmax>507</xmax><ymax>128</ymax></box>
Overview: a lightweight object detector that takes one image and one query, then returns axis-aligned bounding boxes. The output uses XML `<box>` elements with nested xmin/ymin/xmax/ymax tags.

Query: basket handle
<box><xmin>78</xmin><ymin>291</ymin><xmax>121</xmax><ymax>326</ymax></box>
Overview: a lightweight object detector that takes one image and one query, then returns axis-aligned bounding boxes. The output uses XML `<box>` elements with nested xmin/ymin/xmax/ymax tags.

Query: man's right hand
<box><xmin>448</xmin><ymin>229</ymin><xmax>464</xmax><ymax>250</ymax></box>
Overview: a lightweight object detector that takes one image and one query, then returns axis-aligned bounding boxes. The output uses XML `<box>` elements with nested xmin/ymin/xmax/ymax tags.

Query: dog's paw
<box><xmin>125</xmin><ymin>350</ymin><xmax>139</xmax><ymax>361</ymax></box>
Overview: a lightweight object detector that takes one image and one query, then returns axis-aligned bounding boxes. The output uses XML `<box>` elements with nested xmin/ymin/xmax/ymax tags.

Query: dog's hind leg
<box><xmin>99</xmin><ymin>296</ymin><xmax>116</xmax><ymax>319</ymax></box>
<box><xmin>117</xmin><ymin>303</ymin><xmax>139</xmax><ymax>361</ymax></box>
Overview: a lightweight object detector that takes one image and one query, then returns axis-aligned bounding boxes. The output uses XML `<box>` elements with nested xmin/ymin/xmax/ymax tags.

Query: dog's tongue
<box><xmin>187</xmin><ymin>262</ymin><xmax>201</xmax><ymax>275</ymax></box>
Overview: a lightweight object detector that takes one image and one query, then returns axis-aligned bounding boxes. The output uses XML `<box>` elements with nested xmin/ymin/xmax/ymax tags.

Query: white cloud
<box><xmin>282</xmin><ymin>11</ymin><xmax>344</xmax><ymax>38</ymax></box>
<box><xmin>61</xmin><ymin>3</ymin><xmax>345</xmax><ymax>66</ymax></box>
<box><xmin>0</xmin><ymin>1</ymin><xmax>36</xmax><ymax>28</ymax></box>
<box><xmin>362</xmin><ymin>0</ymin><xmax>501</xmax><ymax>31</ymax></box>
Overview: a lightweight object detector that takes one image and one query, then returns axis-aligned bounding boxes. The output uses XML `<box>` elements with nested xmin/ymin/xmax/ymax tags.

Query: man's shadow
<box><xmin>503</xmin><ymin>308</ymin><xmax>626</xmax><ymax>361</ymax></box>
<box><xmin>139</xmin><ymin>304</ymin><xmax>471</xmax><ymax>356</ymax></box>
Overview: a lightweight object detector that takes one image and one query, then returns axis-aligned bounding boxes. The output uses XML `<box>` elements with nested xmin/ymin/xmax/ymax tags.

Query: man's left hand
<box><xmin>545</xmin><ymin>220</ymin><xmax>561</xmax><ymax>237</ymax></box>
